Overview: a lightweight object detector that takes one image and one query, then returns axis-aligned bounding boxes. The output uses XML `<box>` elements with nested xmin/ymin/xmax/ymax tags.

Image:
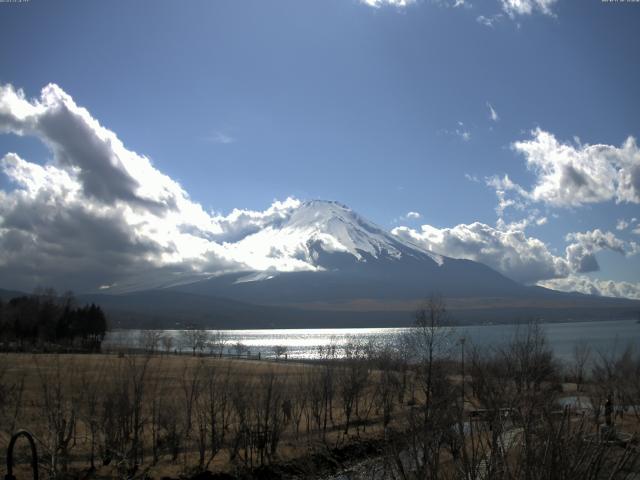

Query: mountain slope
<box><xmin>226</xmin><ymin>200</ymin><xmax>445</xmax><ymax>272</ymax></box>
<box><xmin>164</xmin><ymin>200</ymin><xmax>640</xmax><ymax>324</ymax></box>
<box><xmin>172</xmin><ymin>200</ymin><xmax>526</xmax><ymax>302</ymax></box>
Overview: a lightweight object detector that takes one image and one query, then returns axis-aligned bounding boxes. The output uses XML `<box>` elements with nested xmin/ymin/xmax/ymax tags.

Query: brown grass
<box><xmin>0</xmin><ymin>352</ymin><xmax>393</xmax><ymax>479</ymax></box>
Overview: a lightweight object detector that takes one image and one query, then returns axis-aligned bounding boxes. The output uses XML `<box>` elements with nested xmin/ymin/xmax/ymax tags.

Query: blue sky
<box><xmin>0</xmin><ymin>0</ymin><xmax>639</xmax><ymax>296</ymax></box>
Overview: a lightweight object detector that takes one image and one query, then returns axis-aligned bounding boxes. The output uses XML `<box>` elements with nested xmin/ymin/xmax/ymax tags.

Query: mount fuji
<box><xmin>83</xmin><ymin>200</ymin><xmax>640</xmax><ymax>328</ymax></box>
<box><xmin>176</xmin><ymin>200</ymin><xmax>524</xmax><ymax>300</ymax></box>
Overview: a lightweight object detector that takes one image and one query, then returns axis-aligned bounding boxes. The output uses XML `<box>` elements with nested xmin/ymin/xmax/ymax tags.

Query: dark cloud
<box><xmin>0</xmin><ymin>84</ymin><xmax>178</xmax><ymax>213</ymax></box>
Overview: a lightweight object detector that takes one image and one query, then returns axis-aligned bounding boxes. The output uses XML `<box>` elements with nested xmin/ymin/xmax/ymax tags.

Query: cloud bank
<box><xmin>392</xmin><ymin>221</ymin><xmax>639</xmax><ymax>298</ymax></box>
<box><xmin>393</xmin><ymin>221</ymin><xmax>568</xmax><ymax>284</ymax></box>
<box><xmin>0</xmin><ymin>84</ymin><xmax>314</xmax><ymax>292</ymax></box>
<box><xmin>539</xmin><ymin>275</ymin><xmax>640</xmax><ymax>301</ymax></box>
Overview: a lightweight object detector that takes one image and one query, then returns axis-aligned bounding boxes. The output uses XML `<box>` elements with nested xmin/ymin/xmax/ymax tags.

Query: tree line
<box><xmin>0</xmin><ymin>289</ymin><xmax>107</xmax><ymax>351</ymax></box>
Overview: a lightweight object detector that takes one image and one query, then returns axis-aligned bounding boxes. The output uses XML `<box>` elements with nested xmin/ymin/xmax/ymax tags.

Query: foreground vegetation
<box><xmin>1</xmin><ymin>297</ymin><xmax>639</xmax><ymax>479</ymax></box>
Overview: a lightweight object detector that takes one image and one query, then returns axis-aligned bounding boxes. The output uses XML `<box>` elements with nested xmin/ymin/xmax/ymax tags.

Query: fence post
<box><xmin>5</xmin><ymin>429</ymin><xmax>38</xmax><ymax>480</ymax></box>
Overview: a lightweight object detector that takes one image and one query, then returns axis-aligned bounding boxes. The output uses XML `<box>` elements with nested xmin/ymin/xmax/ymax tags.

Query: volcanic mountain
<box><xmin>173</xmin><ymin>200</ymin><xmax>524</xmax><ymax>300</ymax></box>
<box><xmin>76</xmin><ymin>200</ymin><xmax>639</xmax><ymax>328</ymax></box>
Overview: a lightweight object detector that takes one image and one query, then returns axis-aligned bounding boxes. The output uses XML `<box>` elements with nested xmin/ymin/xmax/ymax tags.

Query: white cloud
<box><xmin>539</xmin><ymin>275</ymin><xmax>640</xmax><ymax>301</ymax></box>
<box><xmin>464</xmin><ymin>173</ymin><xmax>480</xmax><ymax>183</ymax></box>
<box><xmin>486</xmin><ymin>174</ymin><xmax>528</xmax><ymax>216</ymax></box>
<box><xmin>487</xmin><ymin>102</ymin><xmax>499</xmax><ymax>122</ymax></box>
<box><xmin>564</xmin><ymin>229</ymin><xmax>628</xmax><ymax>274</ymax></box>
<box><xmin>500</xmin><ymin>0</ymin><xmax>557</xmax><ymax>17</ymax></box>
<box><xmin>359</xmin><ymin>0</ymin><xmax>556</xmax><ymax>19</ymax></box>
<box><xmin>438</xmin><ymin>122</ymin><xmax>473</xmax><ymax>143</ymax></box>
<box><xmin>393</xmin><ymin>210</ymin><xmax>423</xmax><ymax>224</ymax></box>
<box><xmin>206</xmin><ymin>131</ymin><xmax>236</xmax><ymax>144</ymax></box>
<box><xmin>476</xmin><ymin>14</ymin><xmax>503</xmax><ymax>27</ymax></box>
<box><xmin>432</xmin><ymin>0</ymin><xmax>470</xmax><ymax>7</ymax></box>
<box><xmin>359</xmin><ymin>0</ymin><xmax>415</xmax><ymax>7</ymax></box>
<box><xmin>616</xmin><ymin>218</ymin><xmax>630</xmax><ymax>231</ymax></box>
<box><xmin>457</xmin><ymin>122</ymin><xmax>471</xmax><ymax>141</ymax></box>
<box><xmin>210</xmin><ymin>197</ymin><xmax>301</xmax><ymax>243</ymax></box>
<box><xmin>392</xmin><ymin>221</ymin><xmax>569</xmax><ymax>284</ymax></box>
<box><xmin>392</xmin><ymin>221</ymin><xmax>637</xmax><ymax>287</ymax></box>
<box><xmin>491</xmin><ymin>128</ymin><xmax>640</xmax><ymax>211</ymax></box>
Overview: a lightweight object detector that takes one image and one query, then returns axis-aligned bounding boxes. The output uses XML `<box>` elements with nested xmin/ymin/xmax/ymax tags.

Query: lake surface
<box><xmin>104</xmin><ymin>319</ymin><xmax>640</xmax><ymax>361</ymax></box>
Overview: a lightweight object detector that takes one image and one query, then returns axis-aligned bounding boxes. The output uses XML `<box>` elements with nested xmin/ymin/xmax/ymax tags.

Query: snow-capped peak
<box><xmin>286</xmin><ymin>200</ymin><xmax>405</xmax><ymax>259</ymax></box>
<box><xmin>226</xmin><ymin>200</ymin><xmax>443</xmax><ymax>272</ymax></box>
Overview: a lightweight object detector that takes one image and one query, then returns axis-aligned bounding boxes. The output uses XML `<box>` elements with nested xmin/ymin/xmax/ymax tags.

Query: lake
<box><xmin>104</xmin><ymin>318</ymin><xmax>640</xmax><ymax>361</ymax></box>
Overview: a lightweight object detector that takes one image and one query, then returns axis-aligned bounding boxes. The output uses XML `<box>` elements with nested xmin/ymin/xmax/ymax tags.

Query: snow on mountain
<box><xmin>226</xmin><ymin>200</ymin><xmax>444</xmax><ymax>272</ymax></box>
<box><xmin>95</xmin><ymin>199</ymin><xmax>448</xmax><ymax>294</ymax></box>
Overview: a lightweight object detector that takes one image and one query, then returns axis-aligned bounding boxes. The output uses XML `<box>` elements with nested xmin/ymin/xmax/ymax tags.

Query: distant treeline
<box><xmin>0</xmin><ymin>288</ymin><xmax>107</xmax><ymax>351</ymax></box>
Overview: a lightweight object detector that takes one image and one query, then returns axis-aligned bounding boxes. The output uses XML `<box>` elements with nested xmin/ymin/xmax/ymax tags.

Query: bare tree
<box><xmin>208</xmin><ymin>330</ymin><xmax>228</xmax><ymax>357</ymax></box>
<box><xmin>248</xmin><ymin>370</ymin><xmax>285</xmax><ymax>466</ymax></box>
<box><xmin>157</xmin><ymin>397</ymin><xmax>182</xmax><ymax>462</ymax></box>
<box><xmin>315</xmin><ymin>343</ymin><xmax>338</xmax><ymax>442</ymax></box>
<box><xmin>98</xmin><ymin>355</ymin><xmax>150</xmax><ymax>476</ymax></box>
<box><xmin>273</xmin><ymin>344</ymin><xmax>287</xmax><ymax>360</ymax></box>
<box><xmin>289</xmin><ymin>367</ymin><xmax>309</xmax><ymax>439</ymax></box>
<box><xmin>591</xmin><ymin>344</ymin><xmax>638</xmax><ymax>426</ymax></box>
<box><xmin>371</xmin><ymin>340</ymin><xmax>400</xmax><ymax>435</ymax></box>
<box><xmin>337</xmin><ymin>337</ymin><xmax>370</xmax><ymax>435</ymax></box>
<box><xmin>180</xmin><ymin>328</ymin><xmax>210</xmax><ymax>356</ymax></box>
<box><xmin>589</xmin><ymin>346</ymin><xmax>623</xmax><ymax>426</ymax></box>
<box><xmin>195</xmin><ymin>364</ymin><xmax>232</xmax><ymax>470</ymax></box>
<box><xmin>139</xmin><ymin>330</ymin><xmax>162</xmax><ymax>354</ymax></box>
<box><xmin>160</xmin><ymin>333</ymin><xmax>174</xmax><ymax>355</ymax></box>
<box><xmin>79</xmin><ymin>359</ymin><xmax>108</xmax><ymax>470</ymax></box>
<box><xmin>0</xmin><ymin>361</ymin><xmax>25</xmax><ymax>438</ymax></box>
<box><xmin>148</xmin><ymin>359</ymin><xmax>167</xmax><ymax>466</ymax></box>
<box><xmin>34</xmin><ymin>355</ymin><xmax>82</xmax><ymax>477</ymax></box>
<box><xmin>233</xmin><ymin>341</ymin><xmax>248</xmax><ymax>358</ymax></box>
<box><xmin>179</xmin><ymin>360</ymin><xmax>203</xmax><ymax>467</ymax></box>
<box><xmin>570</xmin><ymin>340</ymin><xmax>591</xmax><ymax>392</ymax></box>
<box><xmin>620</xmin><ymin>348</ymin><xmax>640</xmax><ymax>421</ymax></box>
<box><xmin>388</xmin><ymin>294</ymin><xmax>456</xmax><ymax>479</ymax></box>
<box><xmin>228</xmin><ymin>376</ymin><xmax>251</xmax><ymax>465</ymax></box>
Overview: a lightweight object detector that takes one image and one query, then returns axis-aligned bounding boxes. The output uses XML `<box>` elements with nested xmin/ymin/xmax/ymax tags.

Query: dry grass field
<box><xmin>0</xmin><ymin>352</ymin><xmax>399</xmax><ymax>479</ymax></box>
